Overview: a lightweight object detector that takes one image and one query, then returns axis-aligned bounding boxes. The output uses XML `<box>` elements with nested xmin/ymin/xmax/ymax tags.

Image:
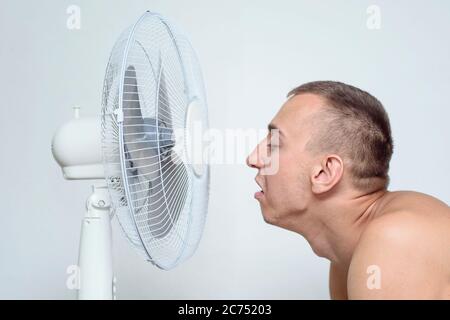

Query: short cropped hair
<box><xmin>288</xmin><ymin>81</ymin><xmax>394</xmax><ymax>192</ymax></box>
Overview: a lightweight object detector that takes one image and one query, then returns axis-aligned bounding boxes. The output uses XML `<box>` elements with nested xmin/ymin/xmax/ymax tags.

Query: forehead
<box><xmin>271</xmin><ymin>93</ymin><xmax>326</xmax><ymax>137</ymax></box>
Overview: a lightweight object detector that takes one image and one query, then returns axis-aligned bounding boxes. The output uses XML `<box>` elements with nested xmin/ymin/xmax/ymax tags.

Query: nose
<box><xmin>246</xmin><ymin>140</ymin><xmax>264</xmax><ymax>169</ymax></box>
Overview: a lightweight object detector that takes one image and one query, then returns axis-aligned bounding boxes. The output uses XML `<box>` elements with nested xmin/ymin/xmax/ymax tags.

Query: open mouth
<box><xmin>254</xmin><ymin>189</ymin><xmax>264</xmax><ymax>199</ymax></box>
<box><xmin>254</xmin><ymin>178</ymin><xmax>265</xmax><ymax>199</ymax></box>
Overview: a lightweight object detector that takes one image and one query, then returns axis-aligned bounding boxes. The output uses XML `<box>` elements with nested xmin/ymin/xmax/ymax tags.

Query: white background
<box><xmin>0</xmin><ymin>0</ymin><xmax>449</xmax><ymax>299</ymax></box>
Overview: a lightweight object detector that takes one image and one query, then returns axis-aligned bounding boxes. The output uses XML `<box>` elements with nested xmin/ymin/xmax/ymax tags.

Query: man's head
<box><xmin>246</xmin><ymin>81</ymin><xmax>393</xmax><ymax>229</ymax></box>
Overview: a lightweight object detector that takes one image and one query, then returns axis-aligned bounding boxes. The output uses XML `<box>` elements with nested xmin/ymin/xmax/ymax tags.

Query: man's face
<box><xmin>246</xmin><ymin>93</ymin><xmax>325</xmax><ymax>227</ymax></box>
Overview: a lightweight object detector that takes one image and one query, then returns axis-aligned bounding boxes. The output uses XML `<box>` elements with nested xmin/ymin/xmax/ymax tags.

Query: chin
<box><xmin>260</xmin><ymin>208</ymin><xmax>281</xmax><ymax>226</ymax></box>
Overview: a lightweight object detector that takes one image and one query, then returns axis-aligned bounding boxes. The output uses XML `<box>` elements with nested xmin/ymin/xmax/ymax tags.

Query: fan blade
<box><xmin>157</xmin><ymin>65</ymin><xmax>173</xmax><ymax>130</ymax></box>
<box><xmin>122</xmin><ymin>64</ymin><xmax>184</xmax><ymax>239</ymax></box>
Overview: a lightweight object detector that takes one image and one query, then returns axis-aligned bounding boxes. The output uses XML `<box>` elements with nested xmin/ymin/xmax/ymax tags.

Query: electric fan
<box><xmin>51</xmin><ymin>11</ymin><xmax>209</xmax><ymax>299</ymax></box>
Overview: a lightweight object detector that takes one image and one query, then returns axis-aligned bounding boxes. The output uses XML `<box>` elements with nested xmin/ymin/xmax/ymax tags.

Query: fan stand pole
<box><xmin>77</xmin><ymin>183</ymin><xmax>114</xmax><ymax>300</ymax></box>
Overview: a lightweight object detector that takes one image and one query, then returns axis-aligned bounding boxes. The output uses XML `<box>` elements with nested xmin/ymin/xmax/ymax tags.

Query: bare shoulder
<box><xmin>381</xmin><ymin>190</ymin><xmax>449</xmax><ymax>214</ymax></box>
<box><xmin>347</xmin><ymin>191</ymin><xmax>450</xmax><ymax>299</ymax></box>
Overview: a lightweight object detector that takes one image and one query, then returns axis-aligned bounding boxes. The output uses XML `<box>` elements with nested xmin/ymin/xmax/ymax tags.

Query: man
<box><xmin>246</xmin><ymin>81</ymin><xmax>450</xmax><ymax>299</ymax></box>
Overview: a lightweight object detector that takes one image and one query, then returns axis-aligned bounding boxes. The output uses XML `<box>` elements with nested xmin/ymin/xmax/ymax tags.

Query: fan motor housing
<box><xmin>52</xmin><ymin>115</ymin><xmax>105</xmax><ymax>180</ymax></box>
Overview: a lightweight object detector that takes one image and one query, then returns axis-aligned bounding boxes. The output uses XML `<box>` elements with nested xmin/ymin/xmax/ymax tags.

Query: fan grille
<box><xmin>101</xmin><ymin>12</ymin><xmax>209</xmax><ymax>270</ymax></box>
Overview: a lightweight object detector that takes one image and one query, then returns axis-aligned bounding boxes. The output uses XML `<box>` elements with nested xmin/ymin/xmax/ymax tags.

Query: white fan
<box><xmin>51</xmin><ymin>11</ymin><xmax>209</xmax><ymax>299</ymax></box>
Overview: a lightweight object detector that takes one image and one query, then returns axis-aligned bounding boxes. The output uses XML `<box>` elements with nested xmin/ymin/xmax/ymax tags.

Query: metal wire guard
<box><xmin>101</xmin><ymin>12</ymin><xmax>209</xmax><ymax>270</ymax></box>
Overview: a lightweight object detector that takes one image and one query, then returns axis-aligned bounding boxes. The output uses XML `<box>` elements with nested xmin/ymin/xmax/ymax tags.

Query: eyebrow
<box><xmin>268</xmin><ymin>123</ymin><xmax>284</xmax><ymax>137</ymax></box>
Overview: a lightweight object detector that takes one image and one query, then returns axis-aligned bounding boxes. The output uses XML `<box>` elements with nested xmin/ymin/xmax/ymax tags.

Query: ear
<box><xmin>310</xmin><ymin>154</ymin><xmax>344</xmax><ymax>194</ymax></box>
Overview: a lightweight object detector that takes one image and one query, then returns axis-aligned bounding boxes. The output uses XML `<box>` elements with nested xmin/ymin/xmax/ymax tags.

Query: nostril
<box><xmin>247</xmin><ymin>151</ymin><xmax>259</xmax><ymax>167</ymax></box>
<box><xmin>246</xmin><ymin>156</ymin><xmax>258</xmax><ymax>169</ymax></box>
<box><xmin>246</xmin><ymin>156</ymin><xmax>252</xmax><ymax>168</ymax></box>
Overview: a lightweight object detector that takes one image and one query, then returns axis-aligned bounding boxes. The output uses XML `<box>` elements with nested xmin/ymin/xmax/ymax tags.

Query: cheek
<box><xmin>267</xmin><ymin>156</ymin><xmax>309</xmax><ymax>195</ymax></box>
<box><xmin>265</xmin><ymin>169</ymin><xmax>292</xmax><ymax>198</ymax></box>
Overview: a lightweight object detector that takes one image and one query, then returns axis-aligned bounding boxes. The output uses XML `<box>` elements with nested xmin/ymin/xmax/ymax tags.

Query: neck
<box><xmin>291</xmin><ymin>188</ymin><xmax>389</xmax><ymax>267</ymax></box>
